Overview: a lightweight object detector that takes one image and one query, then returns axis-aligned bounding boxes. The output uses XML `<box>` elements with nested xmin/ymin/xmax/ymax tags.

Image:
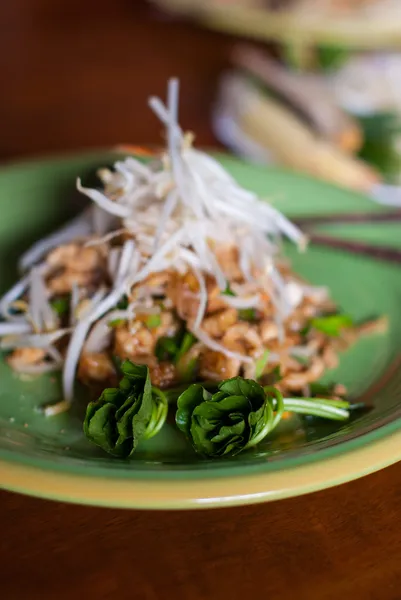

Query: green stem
<box><xmin>142</xmin><ymin>387</ymin><xmax>169</xmax><ymax>440</ymax></box>
<box><xmin>264</xmin><ymin>386</ymin><xmax>285</xmax><ymax>429</ymax></box>
<box><xmin>248</xmin><ymin>392</ymin><xmax>350</xmax><ymax>450</ymax></box>
<box><xmin>143</xmin><ymin>402</ymin><xmax>159</xmax><ymax>438</ymax></box>
<box><xmin>246</xmin><ymin>387</ymin><xmax>286</xmax><ymax>448</ymax></box>
<box><xmin>282</xmin><ymin>398</ymin><xmax>350</xmax><ymax>421</ymax></box>
<box><xmin>150</xmin><ymin>397</ymin><xmax>169</xmax><ymax>438</ymax></box>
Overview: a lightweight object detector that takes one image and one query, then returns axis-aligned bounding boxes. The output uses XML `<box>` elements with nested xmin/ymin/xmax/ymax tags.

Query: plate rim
<box><xmin>2</xmin><ymin>426</ymin><xmax>401</xmax><ymax>508</ymax></box>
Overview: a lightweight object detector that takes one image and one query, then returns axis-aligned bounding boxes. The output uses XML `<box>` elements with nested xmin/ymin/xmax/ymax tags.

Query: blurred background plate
<box><xmin>152</xmin><ymin>1</ymin><xmax>401</xmax><ymax>205</ymax></box>
<box><xmin>2</xmin><ymin>150</ymin><xmax>401</xmax><ymax>508</ymax></box>
<box><xmin>151</xmin><ymin>0</ymin><xmax>401</xmax><ymax>49</ymax></box>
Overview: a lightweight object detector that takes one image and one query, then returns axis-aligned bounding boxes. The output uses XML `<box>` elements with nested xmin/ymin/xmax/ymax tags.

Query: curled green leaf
<box><xmin>175</xmin><ymin>377</ymin><xmax>281</xmax><ymax>458</ymax></box>
<box><xmin>83</xmin><ymin>360</ymin><xmax>168</xmax><ymax>457</ymax></box>
<box><xmin>175</xmin><ymin>375</ymin><xmax>353</xmax><ymax>458</ymax></box>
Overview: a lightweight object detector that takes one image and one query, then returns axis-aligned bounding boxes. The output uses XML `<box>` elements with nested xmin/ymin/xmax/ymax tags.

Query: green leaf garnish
<box><xmin>109</xmin><ymin>318</ymin><xmax>126</xmax><ymax>328</ymax></box>
<box><xmin>176</xmin><ymin>377</ymin><xmax>280</xmax><ymax>458</ymax></box>
<box><xmin>154</xmin><ymin>330</ymin><xmax>197</xmax><ymax>364</ymax></box>
<box><xmin>175</xmin><ymin>332</ymin><xmax>199</xmax><ymax>382</ymax></box>
<box><xmin>310</xmin><ymin>314</ymin><xmax>353</xmax><ymax>337</ymax></box>
<box><xmin>155</xmin><ymin>336</ymin><xmax>179</xmax><ymax>361</ymax></box>
<box><xmin>300</xmin><ymin>325</ymin><xmax>311</xmax><ymax>337</ymax></box>
<box><xmin>117</xmin><ymin>295</ymin><xmax>129</xmax><ymax>310</ymax></box>
<box><xmin>50</xmin><ymin>296</ymin><xmax>70</xmax><ymax>316</ymax></box>
<box><xmin>83</xmin><ymin>360</ymin><xmax>167</xmax><ymax>457</ymax></box>
<box><xmin>146</xmin><ymin>314</ymin><xmax>162</xmax><ymax>329</ymax></box>
<box><xmin>358</xmin><ymin>112</ymin><xmax>401</xmax><ymax>181</ymax></box>
<box><xmin>316</xmin><ymin>45</ymin><xmax>351</xmax><ymax>72</ymax></box>
<box><xmin>222</xmin><ymin>283</ymin><xmax>236</xmax><ymax>297</ymax></box>
<box><xmin>111</xmin><ymin>354</ymin><xmax>123</xmax><ymax>375</ymax></box>
<box><xmin>175</xmin><ymin>332</ymin><xmax>197</xmax><ymax>364</ymax></box>
<box><xmin>176</xmin><ymin>376</ymin><xmax>352</xmax><ymax>458</ymax></box>
<box><xmin>176</xmin><ymin>357</ymin><xmax>198</xmax><ymax>383</ymax></box>
<box><xmin>238</xmin><ymin>308</ymin><xmax>257</xmax><ymax>322</ymax></box>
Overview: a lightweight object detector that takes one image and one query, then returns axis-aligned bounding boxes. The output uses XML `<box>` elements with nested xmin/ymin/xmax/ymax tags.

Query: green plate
<box><xmin>1</xmin><ymin>150</ymin><xmax>401</xmax><ymax>509</ymax></box>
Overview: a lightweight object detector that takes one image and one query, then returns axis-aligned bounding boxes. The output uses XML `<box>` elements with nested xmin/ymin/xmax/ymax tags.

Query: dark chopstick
<box><xmin>309</xmin><ymin>233</ymin><xmax>401</xmax><ymax>264</ymax></box>
<box><xmin>294</xmin><ymin>210</ymin><xmax>401</xmax><ymax>228</ymax></box>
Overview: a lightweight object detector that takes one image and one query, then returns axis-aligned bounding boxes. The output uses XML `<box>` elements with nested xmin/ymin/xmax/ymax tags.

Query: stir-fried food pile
<box><xmin>0</xmin><ymin>80</ymin><xmax>384</xmax><ymax>458</ymax></box>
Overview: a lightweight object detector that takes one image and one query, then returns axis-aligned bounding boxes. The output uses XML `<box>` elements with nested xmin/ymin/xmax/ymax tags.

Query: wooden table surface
<box><xmin>2</xmin><ymin>2</ymin><xmax>401</xmax><ymax>599</ymax></box>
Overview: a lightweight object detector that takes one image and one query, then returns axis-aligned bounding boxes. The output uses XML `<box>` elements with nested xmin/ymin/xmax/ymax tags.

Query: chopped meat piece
<box><xmin>78</xmin><ymin>352</ymin><xmax>116</xmax><ymax>384</ymax></box>
<box><xmin>199</xmin><ymin>350</ymin><xmax>241</xmax><ymax>381</ymax></box>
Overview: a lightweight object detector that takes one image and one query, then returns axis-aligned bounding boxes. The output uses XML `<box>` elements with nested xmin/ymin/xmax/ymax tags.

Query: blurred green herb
<box><xmin>316</xmin><ymin>45</ymin><xmax>351</xmax><ymax>71</ymax></box>
<box><xmin>222</xmin><ymin>283</ymin><xmax>236</xmax><ymax>297</ymax></box>
<box><xmin>358</xmin><ymin>112</ymin><xmax>401</xmax><ymax>181</ymax></box>
<box><xmin>239</xmin><ymin>308</ymin><xmax>257</xmax><ymax>321</ymax></box>
<box><xmin>146</xmin><ymin>314</ymin><xmax>162</xmax><ymax>329</ymax></box>
<box><xmin>155</xmin><ymin>329</ymin><xmax>197</xmax><ymax>364</ymax></box>
<box><xmin>117</xmin><ymin>295</ymin><xmax>129</xmax><ymax>310</ymax></box>
<box><xmin>155</xmin><ymin>336</ymin><xmax>179</xmax><ymax>362</ymax></box>
<box><xmin>109</xmin><ymin>318</ymin><xmax>126</xmax><ymax>328</ymax></box>
<box><xmin>111</xmin><ymin>354</ymin><xmax>123</xmax><ymax>375</ymax></box>
<box><xmin>177</xmin><ymin>357</ymin><xmax>198</xmax><ymax>383</ymax></box>
<box><xmin>175</xmin><ymin>332</ymin><xmax>199</xmax><ymax>382</ymax></box>
<box><xmin>50</xmin><ymin>296</ymin><xmax>70</xmax><ymax>316</ymax></box>
<box><xmin>175</xmin><ymin>332</ymin><xmax>197</xmax><ymax>363</ymax></box>
<box><xmin>311</xmin><ymin>314</ymin><xmax>353</xmax><ymax>337</ymax></box>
